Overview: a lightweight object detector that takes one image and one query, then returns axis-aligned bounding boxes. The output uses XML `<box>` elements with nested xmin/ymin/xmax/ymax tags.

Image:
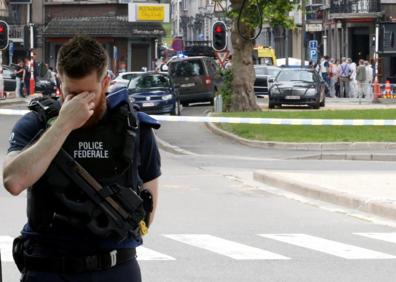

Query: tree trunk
<box><xmin>230</xmin><ymin>0</ymin><xmax>261</xmax><ymax>112</ymax></box>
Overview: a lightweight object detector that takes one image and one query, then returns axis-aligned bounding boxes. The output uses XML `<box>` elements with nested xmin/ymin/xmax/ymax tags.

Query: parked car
<box><xmin>254</xmin><ymin>65</ymin><xmax>281</xmax><ymax>96</ymax></box>
<box><xmin>35</xmin><ymin>79</ymin><xmax>57</xmax><ymax>97</ymax></box>
<box><xmin>127</xmin><ymin>72</ymin><xmax>181</xmax><ymax>115</ymax></box>
<box><xmin>168</xmin><ymin>56</ymin><xmax>222</xmax><ymax>106</ymax></box>
<box><xmin>268</xmin><ymin>68</ymin><xmax>326</xmax><ymax>109</ymax></box>
<box><xmin>108</xmin><ymin>71</ymin><xmax>143</xmax><ymax>93</ymax></box>
<box><xmin>2</xmin><ymin>65</ymin><xmax>16</xmax><ymax>92</ymax></box>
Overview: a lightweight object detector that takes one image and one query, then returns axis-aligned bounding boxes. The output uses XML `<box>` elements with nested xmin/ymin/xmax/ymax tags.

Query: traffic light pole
<box><xmin>0</xmin><ymin>50</ymin><xmax>4</xmax><ymax>100</ymax></box>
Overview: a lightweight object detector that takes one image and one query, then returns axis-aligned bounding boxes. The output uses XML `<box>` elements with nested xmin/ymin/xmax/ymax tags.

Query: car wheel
<box><xmin>312</xmin><ymin>102</ymin><xmax>320</xmax><ymax>109</ymax></box>
<box><xmin>182</xmin><ymin>102</ymin><xmax>189</xmax><ymax>107</ymax></box>
<box><xmin>320</xmin><ymin>98</ymin><xmax>325</xmax><ymax>107</ymax></box>
<box><xmin>268</xmin><ymin>100</ymin><xmax>275</xmax><ymax>109</ymax></box>
<box><xmin>171</xmin><ymin>100</ymin><xmax>181</xmax><ymax>116</ymax></box>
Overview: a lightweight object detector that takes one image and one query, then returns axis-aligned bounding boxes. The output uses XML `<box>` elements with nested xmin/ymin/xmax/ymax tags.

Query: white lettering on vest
<box><xmin>73</xmin><ymin>141</ymin><xmax>109</xmax><ymax>159</ymax></box>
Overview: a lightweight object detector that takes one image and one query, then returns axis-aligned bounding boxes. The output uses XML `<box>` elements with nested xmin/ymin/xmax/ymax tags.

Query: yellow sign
<box><xmin>137</xmin><ymin>5</ymin><xmax>165</xmax><ymax>21</ymax></box>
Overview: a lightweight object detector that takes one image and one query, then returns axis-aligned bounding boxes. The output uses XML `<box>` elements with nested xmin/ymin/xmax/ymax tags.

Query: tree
<box><xmin>228</xmin><ymin>0</ymin><xmax>296</xmax><ymax>112</ymax></box>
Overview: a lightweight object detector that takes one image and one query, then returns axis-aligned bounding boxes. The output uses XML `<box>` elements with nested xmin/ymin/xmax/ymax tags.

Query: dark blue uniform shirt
<box><xmin>7</xmin><ymin>100</ymin><xmax>161</xmax><ymax>250</ymax></box>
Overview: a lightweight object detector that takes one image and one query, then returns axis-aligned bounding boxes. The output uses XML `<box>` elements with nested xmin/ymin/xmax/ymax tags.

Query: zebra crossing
<box><xmin>1</xmin><ymin>233</ymin><xmax>396</xmax><ymax>262</ymax></box>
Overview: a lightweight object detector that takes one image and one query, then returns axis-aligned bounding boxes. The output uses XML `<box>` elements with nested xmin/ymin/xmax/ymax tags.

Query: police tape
<box><xmin>2</xmin><ymin>109</ymin><xmax>396</xmax><ymax>126</ymax></box>
<box><xmin>150</xmin><ymin>115</ymin><xmax>396</xmax><ymax>126</ymax></box>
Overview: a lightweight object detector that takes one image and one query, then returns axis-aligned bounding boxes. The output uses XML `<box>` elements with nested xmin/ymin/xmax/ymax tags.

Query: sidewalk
<box><xmin>0</xmin><ymin>92</ymin><xmax>38</xmax><ymax>107</ymax></box>
<box><xmin>254</xmin><ymin>170</ymin><xmax>396</xmax><ymax>223</ymax></box>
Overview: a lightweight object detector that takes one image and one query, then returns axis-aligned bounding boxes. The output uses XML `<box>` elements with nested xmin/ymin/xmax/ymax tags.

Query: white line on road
<box><xmin>137</xmin><ymin>246</ymin><xmax>176</xmax><ymax>261</ymax></box>
<box><xmin>0</xmin><ymin>236</ymin><xmax>14</xmax><ymax>262</ymax></box>
<box><xmin>163</xmin><ymin>234</ymin><xmax>290</xmax><ymax>260</ymax></box>
<box><xmin>355</xmin><ymin>233</ymin><xmax>396</xmax><ymax>244</ymax></box>
<box><xmin>258</xmin><ymin>234</ymin><xmax>396</xmax><ymax>259</ymax></box>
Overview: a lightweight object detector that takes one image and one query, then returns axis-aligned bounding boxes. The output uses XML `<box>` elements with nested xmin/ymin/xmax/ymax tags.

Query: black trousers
<box><xmin>20</xmin><ymin>258</ymin><xmax>141</xmax><ymax>282</ymax></box>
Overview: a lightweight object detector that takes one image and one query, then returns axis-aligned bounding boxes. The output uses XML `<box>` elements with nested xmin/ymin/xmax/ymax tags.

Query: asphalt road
<box><xmin>1</xmin><ymin>103</ymin><xmax>396</xmax><ymax>282</ymax></box>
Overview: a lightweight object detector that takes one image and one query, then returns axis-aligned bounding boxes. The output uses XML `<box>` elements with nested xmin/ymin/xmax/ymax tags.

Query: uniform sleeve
<box><xmin>7</xmin><ymin>112</ymin><xmax>44</xmax><ymax>153</ymax></box>
<box><xmin>138</xmin><ymin>124</ymin><xmax>161</xmax><ymax>183</ymax></box>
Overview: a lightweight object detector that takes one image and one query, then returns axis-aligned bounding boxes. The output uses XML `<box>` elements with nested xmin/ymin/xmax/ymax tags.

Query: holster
<box><xmin>12</xmin><ymin>235</ymin><xmax>26</xmax><ymax>273</ymax></box>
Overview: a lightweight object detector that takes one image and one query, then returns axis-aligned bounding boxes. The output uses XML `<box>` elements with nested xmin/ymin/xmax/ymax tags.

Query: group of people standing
<box><xmin>315</xmin><ymin>56</ymin><xmax>375</xmax><ymax>100</ymax></box>
<box><xmin>13</xmin><ymin>56</ymin><xmax>57</xmax><ymax>98</ymax></box>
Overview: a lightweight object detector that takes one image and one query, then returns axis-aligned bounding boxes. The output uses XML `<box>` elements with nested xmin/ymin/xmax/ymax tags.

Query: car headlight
<box><xmin>305</xmin><ymin>88</ymin><xmax>317</xmax><ymax>96</ymax></box>
<box><xmin>129</xmin><ymin>96</ymin><xmax>135</xmax><ymax>103</ymax></box>
<box><xmin>162</xmin><ymin>94</ymin><xmax>173</xmax><ymax>101</ymax></box>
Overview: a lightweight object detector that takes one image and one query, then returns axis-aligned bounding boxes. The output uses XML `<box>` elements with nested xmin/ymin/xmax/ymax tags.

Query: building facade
<box><xmin>6</xmin><ymin>0</ymin><xmax>166</xmax><ymax>73</ymax></box>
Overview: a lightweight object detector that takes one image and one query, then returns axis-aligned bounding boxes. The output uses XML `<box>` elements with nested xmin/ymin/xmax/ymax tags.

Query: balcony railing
<box><xmin>330</xmin><ymin>0</ymin><xmax>380</xmax><ymax>14</ymax></box>
<box><xmin>306</xmin><ymin>5</ymin><xmax>324</xmax><ymax>22</ymax></box>
<box><xmin>9</xmin><ymin>25</ymin><xmax>24</xmax><ymax>42</ymax></box>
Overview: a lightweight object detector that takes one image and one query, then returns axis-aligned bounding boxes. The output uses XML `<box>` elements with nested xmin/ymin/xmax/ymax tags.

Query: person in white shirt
<box><xmin>364</xmin><ymin>60</ymin><xmax>373</xmax><ymax>100</ymax></box>
<box><xmin>348</xmin><ymin>58</ymin><xmax>357</xmax><ymax>98</ymax></box>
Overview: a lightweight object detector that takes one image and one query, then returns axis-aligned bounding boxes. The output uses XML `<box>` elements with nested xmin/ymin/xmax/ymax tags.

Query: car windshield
<box><xmin>255</xmin><ymin>67</ymin><xmax>280</xmax><ymax>77</ymax></box>
<box><xmin>128</xmin><ymin>74</ymin><xmax>170</xmax><ymax>90</ymax></box>
<box><xmin>169</xmin><ymin>60</ymin><xmax>205</xmax><ymax>77</ymax></box>
<box><xmin>276</xmin><ymin>70</ymin><xmax>314</xmax><ymax>82</ymax></box>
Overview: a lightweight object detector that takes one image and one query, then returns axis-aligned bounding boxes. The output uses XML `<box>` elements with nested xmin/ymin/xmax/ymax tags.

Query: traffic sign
<box><xmin>310</xmin><ymin>49</ymin><xmax>318</xmax><ymax>62</ymax></box>
<box><xmin>309</xmin><ymin>40</ymin><xmax>318</xmax><ymax>50</ymax></box>
<box><xmin>215</xmin><ymin>50</ymin><xmax>230</xmax><ymax>68</ymax></box>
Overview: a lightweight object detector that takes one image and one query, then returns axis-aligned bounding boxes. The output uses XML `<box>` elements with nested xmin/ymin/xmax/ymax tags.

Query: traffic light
<box><xmin>0</xmin><ymin>21</ymin><xmax>9</xmax><ymax>50</ymax></box>
<box><xmin>212</xmin><ymin>21</ymin><xmax>227</xmax><ymax>52</ymax></box>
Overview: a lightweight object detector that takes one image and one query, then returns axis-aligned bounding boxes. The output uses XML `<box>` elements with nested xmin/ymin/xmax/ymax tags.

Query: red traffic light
<box><xmin>0</xmin><ymin>25</ymin><xmax>4</xmax><ymax>33</ymax></box>
<box><xmin>215</xmin><ymin>26</ymin><xmax>223</xmax><ymax>33</ymax></box>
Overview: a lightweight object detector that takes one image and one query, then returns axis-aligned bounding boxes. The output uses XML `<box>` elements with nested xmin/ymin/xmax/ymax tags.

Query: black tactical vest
<box><xmin>27</xmin><ymin>101</ymin><xmax>142</xmax><ymax>241</ymax></box>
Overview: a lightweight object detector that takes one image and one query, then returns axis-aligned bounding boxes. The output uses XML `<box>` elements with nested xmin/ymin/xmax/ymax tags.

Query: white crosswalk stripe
<box><xmin>258</xmin><ymin>234</ymin><xmax>396</xmax><ymax>259</ymax></box>
<box><xmin>354</xmin><ymin>232</ymin><xmax>396</xmax><ymax>244</ymax></box>
<box><xmin>163</xmin><ymin>234</ymin><xmax>290</xmax><ymax>260</ymax></box>
<box><xmin>137</xmin><ymin>246</ymin><xmax>175</xmax><ymax>261</ymax></box>
<box><xmin>1</xmin><ymin>233</ymin><xmax>396</xmax><ymax>262</ymax></box>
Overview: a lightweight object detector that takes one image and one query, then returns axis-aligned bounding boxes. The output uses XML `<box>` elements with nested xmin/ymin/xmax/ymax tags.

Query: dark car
<box><xmin>2</xmin><ymin>65</ymin><xmax>16</xmax><ymax>92</ymax></box>
<box><xmin>254</xmin><ymin>65</ymin><xmax>280</xmax><ymax>96</ymax></box>
<box><xmin>35</xmin><ymin>79</ymin><xmax>57</xmax><ymax>97</ymax></box>
<box><xmin>127</xmin><ymin>72</ymin><xmax>180</xmax><ymax>115</ymax></box>
<box><xmin>168</xmin><ymin>56</ymin><xmax>222</xmax><ymax>106</ymax></box>
<box><xmin>269</xmin><ymin>68</ymin><xmax>326</xmax><ymax>109</ymax></box>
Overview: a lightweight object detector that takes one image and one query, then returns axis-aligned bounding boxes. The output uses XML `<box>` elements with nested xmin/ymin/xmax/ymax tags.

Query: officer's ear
<box><xmin>101</xmin><ymin>73</ymin><xmax>110</xmax><ymax>91</ymax></box>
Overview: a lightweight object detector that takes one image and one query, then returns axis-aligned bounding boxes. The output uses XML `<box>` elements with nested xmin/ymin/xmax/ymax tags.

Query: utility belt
<box><xmin>13</xmin><ymin>236</ymin><xmax>136</xmax><ymax>273</ymax></box>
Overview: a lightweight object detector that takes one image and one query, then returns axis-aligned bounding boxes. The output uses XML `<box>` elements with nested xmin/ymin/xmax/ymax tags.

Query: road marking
<box><xmin>355</xmin><ymin>233</ymin><xmax>396</xmax><ymax>244</ymax></box>
<box><xmin>0</xmin><ymin>236</ymin><xmax>14</xmax><ymax>262</ymax></box>
<box><xmin>258</xmin><ymin>234</ymin><xmax>396</xmax><ymax>259</ymax></box>
<box><xmin>163</xmin><ymin>234</ymin><xmax>290</xmax><ymax>260</ymax></box>
<box><xmin>0</xmin><ymin>109</ymin><xmax>28</xmax><ymax>116</ymax></box>
<box><xmin>137</xmin><ymin>246</ymin><xmax>176</xmax><ymax>261</ymax></box>
<box><xmin>2</xmin><ymin>108</ymin><xmax>396</xmax><ymax>126</ymax></box>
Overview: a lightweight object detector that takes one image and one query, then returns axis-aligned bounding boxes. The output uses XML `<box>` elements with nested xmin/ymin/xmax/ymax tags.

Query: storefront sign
<box><xmin>306</xmin><ymin>23</ymin><xmax>323</xmax><ymax>32</ymax></box>
<box><xmin>128</xmin><ymin>3</ymin><xmax>170</xmax><ymax>23</ymax></box>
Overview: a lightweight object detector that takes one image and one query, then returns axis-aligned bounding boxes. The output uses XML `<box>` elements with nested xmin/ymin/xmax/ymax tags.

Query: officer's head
<box><xmin>56</xmin><ymin>35</ymin><xmax>110</xmax><ymax>127</ymax></box>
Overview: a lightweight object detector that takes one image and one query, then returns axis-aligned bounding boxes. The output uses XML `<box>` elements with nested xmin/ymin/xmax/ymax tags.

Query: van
<box><xmin>253</xmin><ymin>46</ymin><xmax>277</xmax><ymax>66</ymax></box>
<box><xmin>168</xmin><ymin>56</ymin><xmax>222</xmax><ymax>106</ymax></box>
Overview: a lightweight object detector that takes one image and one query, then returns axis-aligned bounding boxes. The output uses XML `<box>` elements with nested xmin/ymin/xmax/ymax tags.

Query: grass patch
<box><xmin>215</xmin><ymin>109</ymin><xmax>396</xmax><ymax>142</ymax></box>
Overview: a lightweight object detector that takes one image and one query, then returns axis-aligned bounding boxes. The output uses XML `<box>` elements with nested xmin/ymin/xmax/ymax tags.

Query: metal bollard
<box><xmin>214</xmin><ymin>95</ymin><xmax>223</xmax><ymax>112</ymax></box>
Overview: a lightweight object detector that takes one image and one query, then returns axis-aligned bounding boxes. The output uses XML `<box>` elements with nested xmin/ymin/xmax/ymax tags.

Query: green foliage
<box><xmin>229</xmin><ymin>0</ymin><xmax>296</xmax><ymax>30</ymax></box>
<box><xmin>217</xmin><ymin>68</ymin><xmax>233</xmax><ymax>112</ymax></box>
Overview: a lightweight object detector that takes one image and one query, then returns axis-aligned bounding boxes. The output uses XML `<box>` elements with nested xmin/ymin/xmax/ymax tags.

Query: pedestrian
<box><xmin>3</xmin><ymin>35</ymin><xmax>161</xmax><ymax>282</ymax></box>
<box><xmin>356</xmin><ymin>59</ymin><xmax>366</xmax><ymax>99</ymax></box>
<box><xmin>23</xmin><ymin>58</ymin><xmax>31</xmax><ymax>96</ymax></box>
<box><xmin>337</xmin><ymin>57</ymin><xmax>351</xmax><ymax>98</ymax></box>
<box><xmin>329</xmin><ymin>58</ymin><xmax>338</xmax><ymax>98</ymax></box>
<box><xmin>365</xmin><ymin>60</ymin><xmax>373</xmax><ymax>100</ymax></box>
<box><xmin>320</xmin><ymin>56</ymin><xmax>330</xmax><ymax>86</ymax></box>
<box><xmin>348</xmin><ymin>58</ymin><xmax>357</xmax><ymax>98</ymax></box>
<box><xmin>14</xmin><ymin>59</ymin><xmax>25</xmax><ymax>98</ymax></box>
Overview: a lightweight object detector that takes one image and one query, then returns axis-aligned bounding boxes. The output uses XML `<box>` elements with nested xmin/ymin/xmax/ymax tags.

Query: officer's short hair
<box><xmin>56</xmin><ymin>35</ymin><xmax>109</xmax><ymax>81</ymax></box>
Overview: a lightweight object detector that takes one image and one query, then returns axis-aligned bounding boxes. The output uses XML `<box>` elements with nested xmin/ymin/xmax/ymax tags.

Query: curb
<box><xmin>154</xmin><ymin>133</ymin><xmax>197</xmax><ymax>156</ymax></box>
<box><xmin>289</xmin><ymin>153</ymin><xmax>396</xmax><ymax>161</ymax></box>
<box><xmin>253</xmin><ymin>170</ymin><xmax>396</xmax><ymax>222</ymax></box>
<box><xmin>205</xmin><ymin>113</ymin><xmax>396</xmax><ymax>156</ymax></box>
<box><xmin>0</xmin><ymin>99</ymin><xmax>29</xmax><ymax>107</ymax></box>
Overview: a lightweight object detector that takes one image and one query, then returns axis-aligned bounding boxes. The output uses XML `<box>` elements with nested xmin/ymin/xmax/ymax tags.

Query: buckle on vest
<box><xmin>110</xmin><ymin>250</ymin><xmax>117</xmax><ymax>267</ymax></box>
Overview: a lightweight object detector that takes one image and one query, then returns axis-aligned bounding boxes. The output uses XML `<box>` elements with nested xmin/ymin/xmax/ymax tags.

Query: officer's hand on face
<box><xmin>58</xmin><ymin>92</ymin><xmax>96</xmax><ymax>131</ymax></box>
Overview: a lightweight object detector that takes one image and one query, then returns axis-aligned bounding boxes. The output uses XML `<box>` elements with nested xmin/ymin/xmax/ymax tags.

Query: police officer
<box><xmin>3</xmin><ymin>35</ymin><xmax>160</xmax><ymax>282</ymax></box>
